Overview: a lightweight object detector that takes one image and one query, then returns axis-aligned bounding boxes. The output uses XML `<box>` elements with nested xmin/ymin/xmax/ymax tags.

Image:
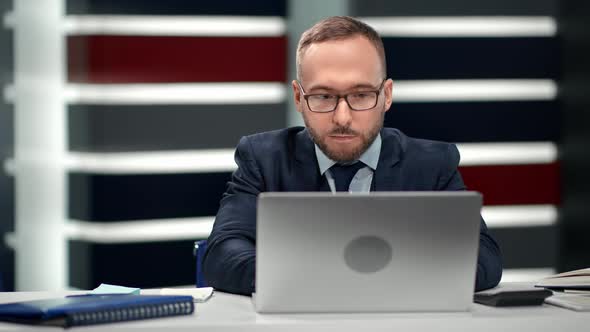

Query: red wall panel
<box><xmin>68</xmin><ymin>35</ymin><xmax>287</xmax><ymax>83</ymax></box>
<box><xmin>459</xmin><ymin>163</ymin><xmax>560</xmax><ymax>205</ymax></box>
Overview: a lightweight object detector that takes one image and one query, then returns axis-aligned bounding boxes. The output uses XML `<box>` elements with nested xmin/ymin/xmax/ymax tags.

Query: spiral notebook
<box><xmin>0</xmin><ymin>294</ymin><xmax>194</xmax><ymax>328</ymax></box>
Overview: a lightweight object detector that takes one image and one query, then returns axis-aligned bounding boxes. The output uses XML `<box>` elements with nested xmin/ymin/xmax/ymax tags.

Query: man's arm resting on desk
<box><xmin>203</xmin><ymin>137</ymin><xmax>260</xmax><ymax>296</ymax></box>
<box><xmin>441</xmin><ymin>144</ymin><xmax>503</xmax><ymax>292</ymax></box>
<box><xmin>203</xmin><ymin>237</ymin><xmax>255</xmax><ymax>295</ymax></box>
<box><xmin>475</xmin><ymin>219</ymin><xmax>503</xmax><ymax>291</ymax></box>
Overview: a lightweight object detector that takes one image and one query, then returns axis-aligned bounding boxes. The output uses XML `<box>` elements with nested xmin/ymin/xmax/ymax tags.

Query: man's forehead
<box><xmin>305</xmin><ymin>81</ymin><xmax>380</xmax><ymax>92</ymax></box>
<box><xmin>298</xmin><ymin>36</ymin><xmax>384</xmax><ymax>85</ymax></box>
<box><xmin>301</xmin><ymin>35</ymin><xmax>376</xmax><ymax>59</ymax></box>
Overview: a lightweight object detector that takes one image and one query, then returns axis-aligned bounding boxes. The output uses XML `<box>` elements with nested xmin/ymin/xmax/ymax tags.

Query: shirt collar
<box><xmin>315</xmin><ymin>133</ymin><xmax>382</xmax><ymax>175</ymax></box>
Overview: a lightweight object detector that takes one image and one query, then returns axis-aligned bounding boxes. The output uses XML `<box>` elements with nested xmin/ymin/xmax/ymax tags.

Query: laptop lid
<box><xmin>255</xmin><ymin>191</ymin><xmax>482</xmax><ymax>313</ymax></box>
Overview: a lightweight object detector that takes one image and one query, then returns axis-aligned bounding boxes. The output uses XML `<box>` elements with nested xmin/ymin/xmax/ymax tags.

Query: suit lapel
<box><xmin>293</xmin><ymin>129</ymin><xmax>325</xmax><ymax>191</ymax></box>
<box><xmin>373</xmin><ymin>129</ymin><xmax>402</xmax><ymax>191</ymax></box>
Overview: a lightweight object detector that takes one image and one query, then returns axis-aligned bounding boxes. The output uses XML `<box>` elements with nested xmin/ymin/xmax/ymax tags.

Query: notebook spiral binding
<box><xmin>67</xmin><ymin>300</ymin><xmax>194</xmax><ymax>327</ymax></box>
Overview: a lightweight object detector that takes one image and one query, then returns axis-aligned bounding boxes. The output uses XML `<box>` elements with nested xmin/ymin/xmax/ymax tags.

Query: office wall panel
<box><xmin>66</xmin><ymin>0</ymin><xmax>286</xmax><ymax>16</ymax></box>
<box><xmin>490</xmin><ymin>226</ymin><xmax>558</xmax><ymax>269</ymax></box>
<box><xmin>68</xmin><ymin>36</ymin><xmax>287</xmax><ymax>83</ymax></box>
<box><xmin>386</xmin><ymin>101</ymin><xmax>559</xmax><ymax>143</ymax></box>
<box><xmin>352</xmin><ymin>0</ymin><xmax>557</xmax><ymax>16</ymax></box>
<box><xmin>69</xmin><ymin>172</ymin><xmax>231</xmax><ymax>222</ymax></box>
<box><xmin>384</xmin><ymin>37</ymin><xmax>560</xmax><ymax>80</ymax></box>
<box><xmin>69</xmin><ymin>104</ymin><xmax>286</xmax><ymax>152</ymax></box>
<box><xmin>460</xmin><ymin>163</ymin><xmax>560</xmax><ymax>206</ymax></box>
<box><xmin>69</xmin><ymin>240</ymin><xmax>196</xmax><ymax>289</ymax></box>
<box><xmin>559</xmin><ymin>0</ymin><xmax>590</xmax><ymax>271</ymax></box>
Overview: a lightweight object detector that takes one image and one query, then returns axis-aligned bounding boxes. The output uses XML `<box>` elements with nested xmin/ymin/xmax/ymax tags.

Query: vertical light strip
<box><xmin>286</xmin><ymin>0</ymin><xmax>351</xmax><ymax>127</ymax></box>
<box><xmin>14</xmin><ymin>0</ymin><xmax>66</xmax><ymax>290</ymax></box>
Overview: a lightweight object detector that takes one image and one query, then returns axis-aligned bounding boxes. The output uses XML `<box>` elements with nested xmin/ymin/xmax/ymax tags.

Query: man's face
<box><xmin>293</xmin><ymin>35</ymin><xmax>393</xmax><ymax>163</ymax></box>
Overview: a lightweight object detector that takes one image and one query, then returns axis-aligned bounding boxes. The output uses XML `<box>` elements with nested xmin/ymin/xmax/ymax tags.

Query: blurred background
<box><xmin>0</xmin><ymin>0</ymin><xmax>588</xmax><ymax>291</ymax></box>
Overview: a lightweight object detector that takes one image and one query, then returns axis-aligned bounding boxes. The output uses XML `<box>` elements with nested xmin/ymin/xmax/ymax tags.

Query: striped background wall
<box><xmin>352</xmin><ymin>0</ymin><xmax>560</xmax><ymax>278</ymax></box>
<box><xmin>65</xmin><ymin>0</ymin><xmax>287</xmax><ymax>289</ymax></box>
<box><xmin>2</xmin><ymin>0</ymin><xmax>566</xmax><ymax>290</ymax></box>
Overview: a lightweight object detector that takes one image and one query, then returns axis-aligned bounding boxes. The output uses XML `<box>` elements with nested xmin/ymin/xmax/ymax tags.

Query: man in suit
<box><xmin>203</xmin><ymin>16</ymin><xmax>502</xmax><ymax>295</ymax></box>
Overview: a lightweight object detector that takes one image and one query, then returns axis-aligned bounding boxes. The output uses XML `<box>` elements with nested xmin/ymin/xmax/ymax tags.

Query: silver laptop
<box><xmin>255</xmin><ymin>191</ymin><xmax>482</xmax><ymax>313</ymax></box>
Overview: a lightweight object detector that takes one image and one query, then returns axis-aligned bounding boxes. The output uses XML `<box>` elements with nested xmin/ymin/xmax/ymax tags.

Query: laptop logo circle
<box><xmin>344</xmin><ymin>236</ymin><xmax>392</xmax><ymax>273</ymax></box>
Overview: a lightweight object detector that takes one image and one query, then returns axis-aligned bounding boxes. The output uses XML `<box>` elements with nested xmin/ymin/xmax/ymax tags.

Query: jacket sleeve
<box><xmin>438</xmin><ymin>144</ymin><xmax>503</xmax><ymax>291</ymax></box>
<box><xmin>202</xmin><ymin>136</ymin><xmax>263</xmax><ymax>295</ymax></box>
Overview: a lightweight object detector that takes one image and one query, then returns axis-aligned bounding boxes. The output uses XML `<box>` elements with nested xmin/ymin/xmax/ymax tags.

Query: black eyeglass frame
<box><xmin>296</xmin><ymin>79</ymin><xmax>387</xmax><ymax>113</ymax></box>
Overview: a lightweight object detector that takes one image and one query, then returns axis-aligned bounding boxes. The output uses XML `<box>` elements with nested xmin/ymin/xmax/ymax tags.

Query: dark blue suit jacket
<box><xmin>204</xmin><ymin>127</ymin><xmax>502</xmax><ymax>295</ymax></box>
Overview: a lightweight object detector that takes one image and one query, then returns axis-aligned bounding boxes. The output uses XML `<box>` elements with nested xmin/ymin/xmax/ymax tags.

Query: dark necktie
<box><xmin>330</xmin><ymin>162</ymin><xmax>365</xmax><ymax>192</ymax></box>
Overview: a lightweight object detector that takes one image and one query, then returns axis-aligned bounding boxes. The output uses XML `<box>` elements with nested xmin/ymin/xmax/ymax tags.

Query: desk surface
<box><xmin>0</xmin><ymin>287</ymin><xmax>588</xmax><ymax>331</ymax></box>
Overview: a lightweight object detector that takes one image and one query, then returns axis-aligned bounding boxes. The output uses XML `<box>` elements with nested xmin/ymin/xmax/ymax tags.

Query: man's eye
<box><xmin>316</xmin><ymin>94</ymin><xmax>335</xmax><ymax>100</ymax></box>
<box><xmin>351</xmin><ymin>92</ymin><xmax>370</xmax><ymax>99</ymax></box>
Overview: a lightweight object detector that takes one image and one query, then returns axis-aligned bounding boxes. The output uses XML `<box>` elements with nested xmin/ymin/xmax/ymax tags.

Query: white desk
<box><xmin>0</xmin><ymin>288</ymin><xmax>588</xmax><ymax>331</ymax></box>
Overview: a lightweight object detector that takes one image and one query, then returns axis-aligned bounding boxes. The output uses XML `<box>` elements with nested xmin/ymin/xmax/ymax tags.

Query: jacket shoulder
<box><xmin>382</xmin><ymin>128</ymin><xmax>460</xmax><ymax>166</ymax></box>
<box><xmin>236</xmin><ymin>127</ymin><xmax>306</xmax><ymax>162</ymax></box>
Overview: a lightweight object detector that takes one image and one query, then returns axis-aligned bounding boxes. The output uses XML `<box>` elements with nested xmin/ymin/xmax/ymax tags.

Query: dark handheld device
<box><xmin>474</xmin><ymin>285</ymin><xmax>552</xmax><ymax>306</ymax></box>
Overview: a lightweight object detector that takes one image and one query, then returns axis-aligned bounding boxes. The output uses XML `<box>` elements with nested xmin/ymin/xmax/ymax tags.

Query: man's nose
<box><xmin>332</xmin><ymin>97</ymin><xmax>353</xmax><ymax>127</ymax></box>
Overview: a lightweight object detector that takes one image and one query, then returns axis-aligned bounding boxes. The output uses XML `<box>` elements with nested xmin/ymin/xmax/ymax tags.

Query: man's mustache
<box><xmin>329</xmin><ymin>127</ymin><xmax>359</xmax><ymax>136</ymax></box>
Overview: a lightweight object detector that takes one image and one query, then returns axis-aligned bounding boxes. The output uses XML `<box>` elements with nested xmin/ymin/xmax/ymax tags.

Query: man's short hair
<box><xmin>296</xmin><ymin>16</ymin><xmax>387</xmax><ymax>80</ymax></box>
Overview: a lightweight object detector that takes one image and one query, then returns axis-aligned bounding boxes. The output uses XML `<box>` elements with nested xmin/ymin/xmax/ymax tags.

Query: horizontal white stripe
<box><xmin>65</xmin><ymin>149</ymin><xmax>236</xmax><ymax>174</ymax></box>
<box><xmin>3</xmin><ymin>232</ymin><xmax>16</xmax><ymax>250</ymax></box>
<box><xmin>500</xmin><ymin>268</ymin><xmax>556</xmax><ymax>283</ymax></box>
<box><xmin>361</xmin><ymin>16</ymin><xmax>556</xmax><ymax>37</ymax></box>
<box><xmin>3</xmin><ymin>141</ymin><xmax>556</xmax><ymax>176</ymax></box>
<box><xmin>394</xmin><ymin>79</ymin><xmax>557</xmax><ymax>102</ymax></box>
<box><xmin>5</xmin><ymin>13</ymin><xmax>556</xmax><ymax>37</ymax></box>
<box><xmin>482</xmin><ymin>205</ymin><xmax>558</xmax><ymax>228</ymax></box>
<box><xmin>66</xmin><ymin>206</ymin><xmax>557</xmax><ymax>243</ymax></box>
<box><xmin>3</xmin><ymin>84</ymin><xmax>13</xmax><ymax>102</ymax></box>
<box><xmin>65</xmin><ymin>217</ymin><xmax>215</xmax><ymax>243</ymax></box>
<box><xmin>4</xmin><ymin>205</ymin><xmax>555</xmax><ymax>245</ymax></box>
<box><xmin>0</xmin><ymin>220</ymin><xmax>208</xmax><ymax>247</ymax></box>
<box><xmin>2</xmin><ymin>158</ymin><xmax>14</xmax><ymax>175</ymax></box>
<box><xmin>6</xmin><ymin>80</ymin><xmax>554</xmax><ymax>104</ymax></box>
<box><xmin>457</xmin><ymin>142</ymin><xmax>557</xmax><ymax>166</ymax></box>
<box><xmin>64</xmin><ymin>83</ymin><xmax>286</xmax><ymax>105</ymax></box>
<box><xmin>64</xmin><ymin>15</ymin><xmax>286</xmax><ymax>36</ymax></box>
<box><xmin>2</xmin><ymin>11</ymin><xmax>13</xmax><ymax>29</ymax></box>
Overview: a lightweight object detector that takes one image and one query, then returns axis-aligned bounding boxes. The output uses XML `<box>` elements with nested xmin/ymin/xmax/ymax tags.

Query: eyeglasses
<box><xmin>297</xmin><ymin>79</ymin><xmax>386</xmax><ymax>113</ymax></box>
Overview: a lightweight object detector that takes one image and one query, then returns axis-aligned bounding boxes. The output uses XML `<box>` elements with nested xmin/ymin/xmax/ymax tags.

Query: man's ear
<box><xmin>292</xmin><ymin>80</ymin><xmax>302</xmax><ymax>113</ymax></box>
<box><xmin>383</xmin><ymin>79</ymin><xmax>393</xmax><ymax>112</ymax></box>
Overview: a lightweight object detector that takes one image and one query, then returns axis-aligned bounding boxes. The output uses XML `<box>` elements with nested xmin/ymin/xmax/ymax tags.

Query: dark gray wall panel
<box><xmin>559</xmin><ymin>0</ymin><xmax>590</xmax><ymax>272</ymax></box>
<box><xmin>386</xmin><ymin>100</ymin><xmax>560</xmax><ymax>143</ymax></box>
<box><xmin>384</xmin><ymin>37</ymin><xmax>560</xmax><ymax>80</ymax></box>
<box><xmin>66</xmin><ymin>0</ymin><xmax>287</xmax><ymax>16</ymax></box>
<box><xmin>69</xmin><ymin>104</ymin><xmax>286</xmax><ymax>152</ymax></box>
<box><xmin>489</xmin><ymin>226</ymin><xmax>558</xmax><ymax>269</ymax></box>
<box><xmin>69</xmin><ymin>172</ymin><xmax>231</xmax><ymax>221</ymax></box>
<box><xmin>69</xmin><ymin>240</ymin><xmax>197</xmax><ymax>289</ymax></box>
<box><xmin>0</xmin><ymin>0</ymin><xmax>14</xmax><ymax>292</ymax></box>
<box><xmin>352</xmin><ymin>0</ymin><xmax>557</xmax><ymax>16</ymax></box>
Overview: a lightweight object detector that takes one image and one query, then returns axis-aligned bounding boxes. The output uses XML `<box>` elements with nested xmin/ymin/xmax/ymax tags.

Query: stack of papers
<box><xmin>545</xmin><ymin>293</ymin><xmax>590</xmax><ymax>311</ymax></box>
<box><xmin>536</xmin><ymin>268</ymin><xmax>590</xmax><ymax>290</ymax></box>
<box><xmin>535</xmin><ymin>268</ymin><xmax>590</xmax><ymax>311</ymax></box>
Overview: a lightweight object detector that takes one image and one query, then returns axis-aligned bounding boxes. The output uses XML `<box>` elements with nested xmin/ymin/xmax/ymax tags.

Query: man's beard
<box><xmin>304</xmin><ymin>113</ymin><xmax>383</xmax><ymax>163</ymax></box>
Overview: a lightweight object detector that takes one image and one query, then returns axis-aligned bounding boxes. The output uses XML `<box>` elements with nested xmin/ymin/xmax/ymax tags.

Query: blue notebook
<box><xmin>0</xmin><ymin>294</ymin><xmax>194</xmax><ymax>328</ymax></box>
